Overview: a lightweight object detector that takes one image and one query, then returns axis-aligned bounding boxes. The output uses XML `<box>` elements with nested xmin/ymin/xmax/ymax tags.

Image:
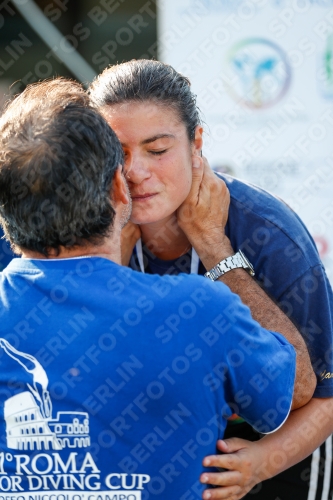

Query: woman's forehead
<box><xmin>102</xmin><ymin>101</ymin><xmax>186</xmax><ymax>141</ymax></box>
<box><xmin>104</xmin><ymin>101</ymin><xmax>180</xmax><ymax>121</ymax></box>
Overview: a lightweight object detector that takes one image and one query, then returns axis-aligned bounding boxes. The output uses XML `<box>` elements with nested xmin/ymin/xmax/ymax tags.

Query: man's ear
<box><xmin>192</xmin><ymin>125</ymin><xmax>203</xmax><ymax>156</ymax></box>
<box><xmin>111</xmin><ymin>166</ymin><xmax>130</xmax><ymax>206</ymax></box>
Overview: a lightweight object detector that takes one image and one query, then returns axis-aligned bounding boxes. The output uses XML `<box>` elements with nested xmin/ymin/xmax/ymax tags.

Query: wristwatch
<box><xmin>204</xmin><ymin>250</ymin><xmax>255</xmax><ymax>281</ymax></box>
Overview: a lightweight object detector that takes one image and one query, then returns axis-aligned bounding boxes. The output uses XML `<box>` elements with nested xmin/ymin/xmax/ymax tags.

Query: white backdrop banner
<box><xmin>158</xmin><ymin>0</ymin><xmax>333</xmax><ymax>278</ymax></box>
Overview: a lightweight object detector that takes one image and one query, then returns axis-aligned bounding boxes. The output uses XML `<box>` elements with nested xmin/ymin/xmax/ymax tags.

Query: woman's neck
<box><xmin>139</xmin><ymin>214</ymin><xmax>191</xmax><ymax>260</ymax></box>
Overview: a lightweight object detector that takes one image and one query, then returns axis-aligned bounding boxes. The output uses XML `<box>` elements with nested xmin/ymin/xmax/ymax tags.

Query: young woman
<box><xmin>89</xmin><ymin>60</ymin><xmax>333</xmax><ymax>500</ymax></box>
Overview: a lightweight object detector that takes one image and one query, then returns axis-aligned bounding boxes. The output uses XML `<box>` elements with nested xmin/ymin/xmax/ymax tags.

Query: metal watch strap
<box><xmin>204</xmin><ymin>250</ymin><xmax>255</xmax><ymax>281</ymax></box>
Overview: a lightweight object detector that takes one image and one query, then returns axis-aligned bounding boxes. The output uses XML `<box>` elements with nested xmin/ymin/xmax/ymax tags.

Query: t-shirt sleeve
<box><xmin>212</xmin><ymin>288</ymin><xmax>296</xmax><ymax>434</ymax></box>
<box><xmin>277</xmin><ymin>264</ymin><xmax>333</xmax><ymax>397</ymax></box>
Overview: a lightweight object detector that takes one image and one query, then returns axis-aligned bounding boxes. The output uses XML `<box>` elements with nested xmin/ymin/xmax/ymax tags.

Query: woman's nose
<box><xmin>125</xmin><ymin>154</ymin><xmax>151</xmax><ymax>184</ymax></box>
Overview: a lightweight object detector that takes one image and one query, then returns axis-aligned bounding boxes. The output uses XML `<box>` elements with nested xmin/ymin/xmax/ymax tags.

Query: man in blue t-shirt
<box><xmin>0</xmin><ymin>79</ymin><xmax>315</xmax><ymax>499</ymax></box>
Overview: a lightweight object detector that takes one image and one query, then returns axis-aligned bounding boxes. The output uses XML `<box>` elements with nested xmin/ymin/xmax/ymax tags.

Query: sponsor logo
<box><xmin>0</xmin><ymin>340</ymin><xmax>150</xmax><ymax>496</ymax></box>
<box><xmin>224</xmin><ymin>38</ymin><xmax>292</xmax><ymax>110</ymax></box>
<box><xmin>0</xmin><ymin>339</ymin><xmax>90</xmax><ymax>451</ymax></box>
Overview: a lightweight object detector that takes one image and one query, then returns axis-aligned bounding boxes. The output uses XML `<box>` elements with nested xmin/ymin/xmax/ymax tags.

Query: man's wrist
<box><xmin>204</xmin><ymin>250</ymin><xmax>255</xmax><ymax>281</ymax></box>
<box><xmin>195</xmin><ymin>236</ymin><xmax>234</xmax><ymax>270</ymax></box>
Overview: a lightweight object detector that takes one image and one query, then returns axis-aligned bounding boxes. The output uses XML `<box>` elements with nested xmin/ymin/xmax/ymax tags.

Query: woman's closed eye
<box><xmin>149</xmin><ymin>149</ymin><xmax>167</xmax><ymax>156</ymax></box>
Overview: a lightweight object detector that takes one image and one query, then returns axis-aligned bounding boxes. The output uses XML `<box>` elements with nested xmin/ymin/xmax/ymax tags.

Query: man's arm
<box><xmin>214</xmin><ymin>263</ymin><xmax>314</xmax><ymax>410</ymax></box>
<box><xmin>177</xmin><ymin>157</ymin><xmax>316</xmax><ymax>408</ymax></box>
<box><xmin>199</xmin><ymin>397</ymin><xmax>333</xmax><ymax>500</ymax></box>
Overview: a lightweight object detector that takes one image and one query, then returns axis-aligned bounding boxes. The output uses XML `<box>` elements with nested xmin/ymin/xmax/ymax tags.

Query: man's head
<box><xmin>0</xmin><ymin>78</ymin><xmax>127</xmax><ymax>257</ymax></box>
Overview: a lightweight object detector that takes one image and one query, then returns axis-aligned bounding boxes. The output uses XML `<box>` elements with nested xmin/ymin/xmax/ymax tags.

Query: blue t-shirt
<box><xmin>130</xmin><ymin>174</ymin><xmax>333</xmax><ymax>398</ymax></box>
<box><xmin>0</xmin><ymin>257</ymin><xmax>295</xmax><ymax>498</ymax></box>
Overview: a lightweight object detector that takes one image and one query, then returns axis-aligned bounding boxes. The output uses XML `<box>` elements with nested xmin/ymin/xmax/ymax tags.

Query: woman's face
<box><xmin>103</xmin><ymin>101</ymin><xmax>202</xmax><ymax>226</ymax></box>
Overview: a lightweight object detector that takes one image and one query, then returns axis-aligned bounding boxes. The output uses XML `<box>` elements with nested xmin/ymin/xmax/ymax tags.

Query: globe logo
<box><xmin>225</xmin><ymin>38</ymin><xmax>292</xmax><ymax>109</ymax></box>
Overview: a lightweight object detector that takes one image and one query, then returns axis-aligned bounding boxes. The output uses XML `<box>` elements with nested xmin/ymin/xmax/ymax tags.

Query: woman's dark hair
<box><xmin>0</xmin><ymin>78</ymin><xmax>124</xmax><ymax>256</ymax></box>
<box><xmin>89</xmin><ymin>59</ymin><xmax>201</xmax><ymax>141</ymax></box>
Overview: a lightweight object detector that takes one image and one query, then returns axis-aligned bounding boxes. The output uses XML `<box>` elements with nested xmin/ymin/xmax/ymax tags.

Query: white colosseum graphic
<box><xmin>0</xmin><ymin>339</ymin><xmax>90</xmax><ymax>451</ymax></box>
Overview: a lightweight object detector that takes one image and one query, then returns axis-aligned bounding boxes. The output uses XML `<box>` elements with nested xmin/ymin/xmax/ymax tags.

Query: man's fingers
<box><xmin>194</xmin><ymin>164</ymin><xmax>220</xmax><ymax>213</ymax></box>
<box><xmin>200</xmin><ymin>470</ymin><xmax>241</xmax><ymax>487</ymax></box>
<box><xmin>190</xmin><ymin>155</ymin><xmax>204</xmax><ymax>194</ymax></box>
<box><xmin>201</xmin><ymin>157</ymin><xmax>229</xmax><ymax>203</ymax></box>
<box><xmin>199</xmin><ymin>158</ymin><xmax>215</xmax><ymax>201</ymax></box>
<box><xmin>177</xmin><ymin>156</ymin><xmax>203</xmax><ymax>223</ymax></box>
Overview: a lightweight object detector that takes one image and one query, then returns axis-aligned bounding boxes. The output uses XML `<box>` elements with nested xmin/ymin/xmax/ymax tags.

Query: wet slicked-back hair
<box><xmin>89</xmin><ymin>59</ymin><xmax>201</xmax><ymax>141</ymax></box>
<box><xmin>0</xmin><ymin>78</ymin><xmax>124</xmax><ymax>256</ymax></box>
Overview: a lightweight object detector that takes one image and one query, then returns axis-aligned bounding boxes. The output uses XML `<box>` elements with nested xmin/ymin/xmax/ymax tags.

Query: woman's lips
<box><xmin>131</xmin><ymin>193</ymin><xmax>157</xmax><ymax>201</ymax></box>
